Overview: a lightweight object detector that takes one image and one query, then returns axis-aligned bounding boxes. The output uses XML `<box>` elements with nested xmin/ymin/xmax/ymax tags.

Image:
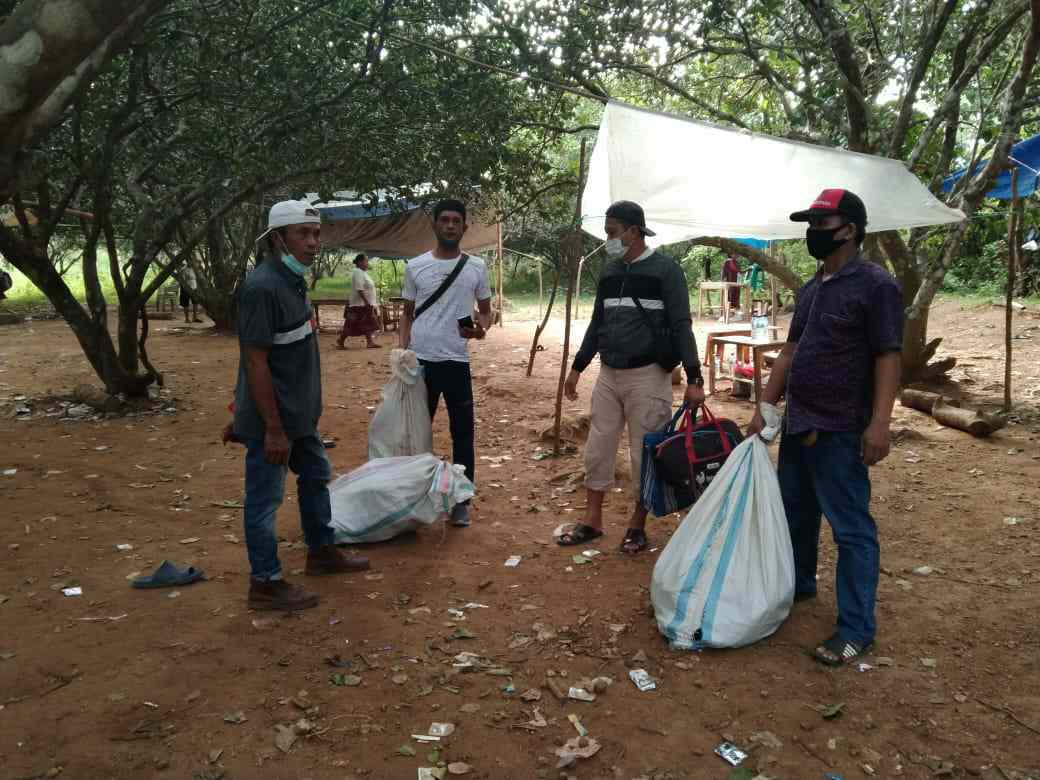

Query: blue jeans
<box><xmin>243</xmin><ymin>434</ymin><xmax>335</xmax><ymax>582</ymax></box>
<box><xmin>777</xmin><ymin>430</ymin><xmax>879</xmax><ymax>646</ymax></box>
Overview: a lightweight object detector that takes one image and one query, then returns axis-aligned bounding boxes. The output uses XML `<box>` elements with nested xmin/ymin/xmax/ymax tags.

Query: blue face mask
<box><xmin>281</xmin><ymin>253</ymin><xmax>308</xmax><ymax>276</ymax></box>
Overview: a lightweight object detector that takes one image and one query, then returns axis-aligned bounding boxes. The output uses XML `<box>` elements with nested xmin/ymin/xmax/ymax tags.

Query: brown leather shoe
<box><xmin>305</xmin><ymin>545</ymin><xmax>370</xmax><ymax>576</ymax></box>
<box><xmin>248</xmin><ymin>579</ymin><xmax>320</xmax><ymax>611</ymax></box>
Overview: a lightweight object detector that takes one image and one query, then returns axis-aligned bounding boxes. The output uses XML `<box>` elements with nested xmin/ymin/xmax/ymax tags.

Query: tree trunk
<box><xmin>2</xmin><ymin>241</ymin><xmax>154</xmax><ymax>395</ymax></box>
<box><xmin>527</xmin><ymin>265</ymin><xmax>560</xmax><ymax>376</ymax></box>
<box><xmin>902</xmin><ymin>301</ymin><xmax>935</xmax><ymax>382</ymax></box>
<box><xmin>0</xmin><ymin>0</ymin><xmax>170</xmax><ymax>198</ymax></box>
<box><xmin>553</xmin><ymin>254</ymin><xmax>577</xmax><ymax>457</ymax></box>
<box><xmin>117</xmin><ymin>299</ymin><xmax>140</xmax><ymax>373</ymax></box>
<box><xmin>553</xmin><ymin>139</ymin><xmax>587</xmax><ymax>457</ymax></box>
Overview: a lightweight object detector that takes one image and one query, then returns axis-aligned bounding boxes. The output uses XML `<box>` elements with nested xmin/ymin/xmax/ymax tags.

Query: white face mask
<box><xmin>604</xmin><ymin>237</ymin><xmax>626</xmax><ymax>259</ymax></box>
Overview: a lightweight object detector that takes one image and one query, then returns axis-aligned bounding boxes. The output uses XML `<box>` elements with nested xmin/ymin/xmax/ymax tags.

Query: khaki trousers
<box><xmin>584</xmin><ymin>364</ymin><xmax>673</xmax><ymax>493</ymax></box>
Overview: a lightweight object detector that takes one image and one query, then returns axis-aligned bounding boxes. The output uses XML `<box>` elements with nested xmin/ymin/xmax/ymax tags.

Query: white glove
<box><xmin>758</xmin><ymin>402</ymin><xmax>782</xmax><ymax>443</ymax></box>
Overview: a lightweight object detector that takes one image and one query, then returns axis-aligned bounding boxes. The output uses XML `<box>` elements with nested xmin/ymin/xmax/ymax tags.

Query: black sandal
<box><xmin>812</xmin><ymin>634</ymin><xmax>872</xmax><ymax>667</ymax></box>
<box><xmin>619</xmin><ymin>528</ymin><xmax>648</xmax><ymax>555</ymax></box>
<box><xmin>557</xmin><ymin>524</ymin><xmax>604</xmax><ymax>546</ymax></box>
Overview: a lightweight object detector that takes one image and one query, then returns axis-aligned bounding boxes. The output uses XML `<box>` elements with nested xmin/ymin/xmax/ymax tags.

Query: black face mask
<box><xmin>806</xmin><ymin>225</ymin><xmax>851</xmax><ymax>260</ymax></box>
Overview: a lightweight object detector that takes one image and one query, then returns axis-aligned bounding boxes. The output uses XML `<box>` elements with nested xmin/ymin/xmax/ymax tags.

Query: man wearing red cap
<box><xmin>748</xmin><ymin>189</ymin><xmax>902</xmax><ymax>666</ymax></box>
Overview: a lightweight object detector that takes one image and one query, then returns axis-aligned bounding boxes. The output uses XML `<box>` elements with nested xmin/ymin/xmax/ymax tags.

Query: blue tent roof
<box><xmin>942</xmin><ymin>133</ymin><xmax>1040</xmax><ymax>200</ymax></box>
<box><xmin>315</xmin><ymin>197</ymin><xmax>420</xmax><ymax>222</ymax></box>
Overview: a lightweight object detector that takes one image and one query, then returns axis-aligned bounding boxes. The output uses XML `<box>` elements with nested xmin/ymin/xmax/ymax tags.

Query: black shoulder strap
<box><xmin>630</xmin><ymin>294</ymin><xmax>658</xmax><ymax>333</ymax></box>
<box><xmin>413</xmin><ymin>253</ymin><xmax>469</xmax><ymax>320</ymax></box>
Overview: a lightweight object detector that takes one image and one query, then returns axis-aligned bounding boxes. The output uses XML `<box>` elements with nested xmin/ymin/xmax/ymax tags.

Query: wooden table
<box><xmin>707</xmin><ymin>335</ymin><xmax>786</xmax><ymax>402</ymax></box>
<box><xmin>702</xmin><ymin>325</ymin><xmax>782</xmax><ymax>367</ymax></box>
<box><xmin>310</xmin><ymin>298</ymin><xmax>347</xmax><ymax>332</ymax></box>
<box><xmin>380</xmin><ymin>297</ymin><xmax>406</xmax><ymax>332</ymax></box>
<box><xmin>698</xmin><ymin>281</ymin><xmax>750</xmax><ymax>323</ymax></box>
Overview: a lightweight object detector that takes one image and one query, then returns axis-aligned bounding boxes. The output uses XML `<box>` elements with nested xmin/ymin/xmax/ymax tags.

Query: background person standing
<box><xmin>561</xmin><ymin>200</ymin><xmax>705</xmax><ymax>553</ymax></box>
<box><xmin>233</xmin><ymin>199</ymin><xmax>369</xmax><ymax>612</ymax></box>
<box><xmin>337</xmin><ymin>253</ymin><xmax>380</xmax><ymax>349</ymax></box>
<box><xmin>179</xmin><ymin>265</ymin><xmax>202</xmax><ymax>323</ymax></box>
<box><xmin>399</xmin><ymin>198</ymin><xmax>492</xmax><ymax>529</ymax></box>
<box><xmin>748</xmin><ymin>189</ymin><xmax>902</xmax><ymax>667</ymax></box>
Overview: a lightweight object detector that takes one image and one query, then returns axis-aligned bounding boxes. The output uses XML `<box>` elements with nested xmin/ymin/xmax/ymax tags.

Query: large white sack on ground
<box><xmin>330</xmin><ymin>454</ymin><xmax>474</xmax><ymax>544</ymax></box>
<box><xmin>368</xmin><ymin>349</ymin><xmax>432</xmax><ymax>460</ymax></box>
<box><xmin>651</xmin><ymin>435</ymin><xmax>794</xmax><ymax>649</ymax></box>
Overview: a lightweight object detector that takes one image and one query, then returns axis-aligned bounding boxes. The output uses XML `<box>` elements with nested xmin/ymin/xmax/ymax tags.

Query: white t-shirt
<box><xmin>403</xmin><ymin>251</ymin><xmax>492</xmax><ymax>362</ymax></box>
<box><xmin>350</xmin><ymin>267</ymin><xmax>378</xmax><ymax>307</ymax></box>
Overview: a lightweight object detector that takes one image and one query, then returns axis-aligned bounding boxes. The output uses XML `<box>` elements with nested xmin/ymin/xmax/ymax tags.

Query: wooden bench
<box><xmin>380</xmin><ymin>297</ymin><xmax>406</xmax><ymax>332</ymax></box>
<box><xmin>310</xmin><ymin>298</ymin><xmax>348</xmax><ymax>332</ymax></box>
<box><xmin>697</xmin><ymin>281</ymin><xmax>750</xmax><ymax>323</ymax></box>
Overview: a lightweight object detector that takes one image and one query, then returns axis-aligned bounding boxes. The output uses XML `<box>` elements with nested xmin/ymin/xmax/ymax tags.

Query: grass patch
<box><xmin>3</xmin><ymin>258</ymin><xmax>165</xmax><ymax>311</ymax></box>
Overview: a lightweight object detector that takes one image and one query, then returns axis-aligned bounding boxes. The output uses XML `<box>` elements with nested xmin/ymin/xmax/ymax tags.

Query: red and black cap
<box><xmin>790</xmin><ymin>188</ymin><xmax>867</xmax><ymax>231</ymax></box>
<box><xmin>605</xmin><ymin>200</ymin><xmax>656</xmax><ymax>237</ymax></box>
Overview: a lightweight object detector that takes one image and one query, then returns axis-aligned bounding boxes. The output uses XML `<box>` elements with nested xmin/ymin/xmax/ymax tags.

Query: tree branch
<box><xmin>887</xmin><ymin>0</ymin><xmax>959</xmax><ymax>157</ymax></box>
<box><xmin>688</xmin><ymin>237</ymin><xmax>804</xmax><ymax>292</ymax></box>
<box><xmin>907</xmin><ymin>0</ymin><xmax>1030</xmax><ymax>171</ymax></box>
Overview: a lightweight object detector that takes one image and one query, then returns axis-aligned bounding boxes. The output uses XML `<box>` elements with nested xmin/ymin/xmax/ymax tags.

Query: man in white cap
<box><xmin>232</xmin><ymin>199</ymin><xmax>369</xmax><ymax>611</ymax></box>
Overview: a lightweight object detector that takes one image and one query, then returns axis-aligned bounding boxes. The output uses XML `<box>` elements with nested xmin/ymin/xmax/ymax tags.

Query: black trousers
<box><xmin>420</xmin><ymin>360</ymin><xmax>475</xmax><ymax>493</ymax></box>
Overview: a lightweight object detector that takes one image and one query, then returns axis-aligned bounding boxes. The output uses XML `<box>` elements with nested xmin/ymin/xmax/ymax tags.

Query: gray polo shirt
<box><xmin>232</xmin><ymin>259</ymin><xmax>322</xmax><ymax>442</ymax></box>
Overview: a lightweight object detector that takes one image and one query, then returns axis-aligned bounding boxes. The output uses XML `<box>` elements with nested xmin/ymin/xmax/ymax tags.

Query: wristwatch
<box><xmin>689</xmin><ymin>375</ymin><xmax>704</xmax><ymax>387</ymax></box>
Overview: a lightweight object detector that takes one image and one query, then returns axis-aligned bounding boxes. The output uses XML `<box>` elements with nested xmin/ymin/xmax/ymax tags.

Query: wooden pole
<box><xmin>575</xmin><ymin>257</ymin><xmax>583</xmax><ymax>319</ymax></box>
<box><xmin>769</xmin><ymin>242</ymin><xmax>779</xmax><ymax>326</ymax></box>
<box><xmin>553</xmin><ymin>138</ymin><xmax>587</xmax><ymax>457</ymax></box>
<box><xmin>538</xmin><ymin>255</ymin><xmax>543</xmax><ymax>319</ymax></box>
<box><xmin>497</xmin><ymin>222</ymin><xmax>505</xmax><ymax>327</ymax></box>
<box><xmin>527</xmin><ymin>264</ymin><xmax>560</xmax><ymax>376</ymax></box>
<box><xmin>1005</xmin><ymin>167</ymin><xmax>1020</xmax><ymax>413</ymax></box>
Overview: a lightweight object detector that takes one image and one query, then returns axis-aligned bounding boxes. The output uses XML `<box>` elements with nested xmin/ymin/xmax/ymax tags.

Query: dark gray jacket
<box><xmin>572</xmin><ymin>250</ymin><xmax>701</xmax><ymax>380</ymax></box>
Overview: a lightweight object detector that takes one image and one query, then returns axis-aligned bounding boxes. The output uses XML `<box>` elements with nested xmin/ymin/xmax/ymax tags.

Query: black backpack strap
<box><xmin>413</xmin><ymin>253</ymin><xmax>469</xmax><ymax>321</ymax></box>
<box><xmin>630</xmin><ymin>294</ymin><xmax>655</xmax><ymax>331</ymax></box>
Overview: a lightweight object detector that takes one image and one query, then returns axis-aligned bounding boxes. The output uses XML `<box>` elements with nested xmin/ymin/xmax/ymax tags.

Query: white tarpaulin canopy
<box><xmin>581</xmin><ymin>101</ymin><xmax>966</xmax><ymax>244</ymax></box>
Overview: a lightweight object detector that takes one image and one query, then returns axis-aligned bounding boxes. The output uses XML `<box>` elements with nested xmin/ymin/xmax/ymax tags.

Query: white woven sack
<box><xmin>368</xmin><ymin>349</ymin><xmax>432</xmax><ymax>459</ymax></box>
<box><xmin>330</xmin><ymin>454</ymin><xmax>474</xmax><ymax>544</ymax></box>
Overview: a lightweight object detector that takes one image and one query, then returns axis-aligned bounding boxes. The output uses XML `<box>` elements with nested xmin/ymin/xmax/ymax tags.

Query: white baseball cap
<box><xmin>255</xmin><ymin>199</ymin><xmax>321</xmax><ymax>242</ymax></box>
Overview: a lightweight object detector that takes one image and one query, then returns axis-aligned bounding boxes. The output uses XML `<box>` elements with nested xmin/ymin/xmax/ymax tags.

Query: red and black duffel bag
<box><xmin>652</xmin><ymin>404</ymin><xmax>744</xmax><ymax>499</ymax></box>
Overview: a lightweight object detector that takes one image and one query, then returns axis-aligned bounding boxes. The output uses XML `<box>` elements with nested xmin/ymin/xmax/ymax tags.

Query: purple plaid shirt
<box><xmin>785</xmin><ymin>255</ymin><xmax>903</xmax><ymax>435</ymax></box>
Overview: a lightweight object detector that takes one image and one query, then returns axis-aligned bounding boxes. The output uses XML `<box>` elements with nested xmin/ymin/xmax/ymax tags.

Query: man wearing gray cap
<box><xmin>232</xmin><ymin>200</ymin><xmax>369</xmax><ymax>612</ymax></box>
<box><xmin>560</xmin><ymin>200</ymin><xmax>704</xmax><ymax>553</ymax></box>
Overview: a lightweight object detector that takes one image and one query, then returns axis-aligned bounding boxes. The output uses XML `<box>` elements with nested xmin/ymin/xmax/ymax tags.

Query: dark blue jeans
<box><xmin>420</xmin><ymin>359</ymin><xmax>475</xmax><ymax>492</ymax></box>
<box><xmin>243</xmin><ymin>434</ymin><xmax>334</xmax><ymax>582</ymax></box>
<box><xmin>777</xmin><ymin>430</ymin><xmax>879</xmax><ymax>646</ymax></box>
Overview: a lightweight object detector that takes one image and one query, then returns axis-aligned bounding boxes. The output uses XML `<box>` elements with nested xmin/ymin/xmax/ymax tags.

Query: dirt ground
<box><xmin>1</xmin><ymin>298</ymin><xmax>1039</xmax><ymax>780</ymax></box>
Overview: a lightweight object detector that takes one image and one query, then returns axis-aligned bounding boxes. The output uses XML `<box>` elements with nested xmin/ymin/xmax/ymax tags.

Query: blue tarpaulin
<box><xmin>734</xmin><ymin>238</ymin><xmax>768</xmax><ymax>249</ymax></box>
<box><xmin>942</xmin><ymin>133</ymin><xmax>1040</xmax><ymax>200</ymax></box>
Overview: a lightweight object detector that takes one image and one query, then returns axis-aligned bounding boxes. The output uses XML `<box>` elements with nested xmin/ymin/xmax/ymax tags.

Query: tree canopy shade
<box><xmin>580</xmin><ymin>101</ymin><xmax>966</xmax><ymax>244</ymax></box>
<box><xmin>0</xmin><ymin>0</ymin><xmax>577</xmax><ymax>395</ymax></box>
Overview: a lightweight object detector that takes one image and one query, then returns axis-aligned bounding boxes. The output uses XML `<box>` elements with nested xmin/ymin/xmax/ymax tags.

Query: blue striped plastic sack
<box><xmin>650</xmin><ymin>436</ymin><xmax>794</xmax><ymax>649</ymax></box>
